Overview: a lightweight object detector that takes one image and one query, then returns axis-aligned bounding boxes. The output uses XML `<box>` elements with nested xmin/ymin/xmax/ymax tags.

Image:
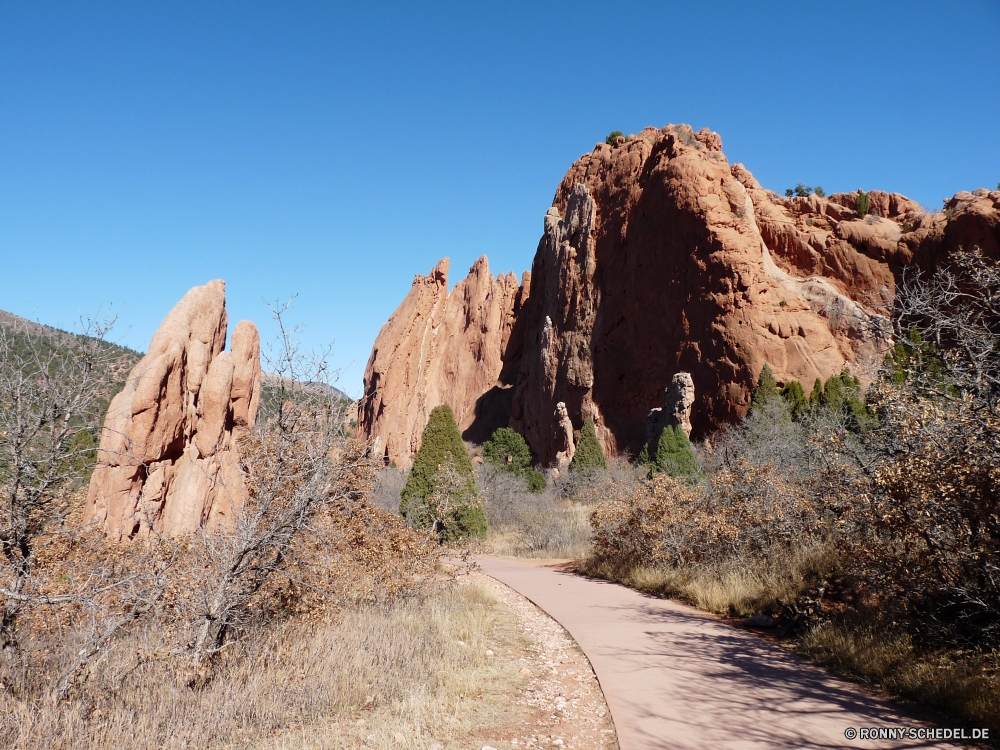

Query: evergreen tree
<box><xmin>654</xmin><ymin>425</ymin><xmax>701</xmax><ymax>480</ymax></box>
<box><xmin>809</xmin><ymin>377</ymin><xmax>824</xmax><ymax>404</ymax></box>
<box><xmin>482</xmin><ymin>427</ymin><xmax>532</xmax><ymax>473</ymax></box>
<box><xmin>525</xmin><ymin>469</ymin><xmax>547</xmax><ymax>493</ymax></box>
<box><xmin>855</xmin><ymin>191</ymin><xmax>871</xmax><ymax>218</ymax></box>
<box><xmin>815</xmin><ymin>367</ymin><xmax>875</xmax><ymax>433</ymax></box>
<box><xmin>400</xmin><ymin>404</ymin><xmax>487</xmax><ymax>542</ymax></box>
<box><xmin>883</xmin><ymin>329</ymin><xmax>949</xmax><ymax>391</ymax></box>
<box><xmin>750</xmin><ymin>364</ymin><xmax>779</xmax><ymax>414</ymax></box>
<box><xmin>779</xmin><ymin>380</ymin><xmax>809</xmax><ymax>420</ymax></box>
<box><xmin>820</xmin><ymin>367</ymin><xmax>860</xmax><ymax>411</ymax></box>
<box><xmin>638</xmin><ymin>444</ymin><xmax>650</xmax><ymax>464</ymax></box>
<box><xmin>570</xmin><ymin>418</ymin><xmax>606</xmax><ymax>472</ymax></box>
<box><xmin>482</xmin><ymin>427</ymin><xmax>545</xmax><ymax>493</ymax></box>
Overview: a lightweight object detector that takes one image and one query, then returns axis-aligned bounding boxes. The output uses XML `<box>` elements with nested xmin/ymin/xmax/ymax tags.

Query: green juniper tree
<box><xmin>855</xmin><ymin>191</ymin><xmax>871</xmax><ymax>218</ymax></box>
<box><xmin>482</xmin><ymin>427</ymin><xmax>545</xmax><ymax>493</ymax></box>
<box><xmin>779</xmin><ymin>380</ymin><xmax>809</xmax><ymax>420</ymax></box>
<box><xmin>482</xmin><ymin>427</ymin><xmax>531</xmax><ymax>472</ymax></box>
<box><xmin>883</xmin><ymin>329</ymin><xmax>951</xmax><ymax>392</ymax></box>
<box><xmin>749</xmin><ymin>364</ymin><xmax>779</xmax><ymax>414</ymax></box>
<box><xmin>809</xmin><ymin>377</ymin><xmax>824</xmax><ymax>405</ymax></box>
<box><xmin>651</xmin><ymin>424</ymin><xmax>701</xmax><ymax>480</ymax></box>
<box><xmin>400</xmin><ymin>404</ymin><xmax>487</xmax><ymax>542</ymax></box>
<box><xmin>570</xmin><ymin>418</ymin><xmax>606</xmax><ymax>473</ymax></box>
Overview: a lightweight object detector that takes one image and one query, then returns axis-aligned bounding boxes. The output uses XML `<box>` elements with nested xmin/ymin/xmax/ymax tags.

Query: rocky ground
<box><xmin>473</xmin><ymin>570</ymin><xmax>618</xmax><ymax>750</ymax></box>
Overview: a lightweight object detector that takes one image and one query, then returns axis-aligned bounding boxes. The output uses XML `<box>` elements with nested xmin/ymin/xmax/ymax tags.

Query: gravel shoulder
<box><xmin>473</xmin><ymin>570</ymin><xmax>618</xmax><ymax>750</ymax></box>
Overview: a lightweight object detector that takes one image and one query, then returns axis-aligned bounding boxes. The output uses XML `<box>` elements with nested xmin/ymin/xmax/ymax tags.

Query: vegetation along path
<box><xmin>478</xmin><ymin>557</ymin><xmax>960</xmax><ymax>750</ymax></box>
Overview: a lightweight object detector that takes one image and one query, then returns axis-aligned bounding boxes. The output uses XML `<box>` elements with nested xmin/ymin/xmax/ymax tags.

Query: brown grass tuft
<box><xmin>801</xmin><ymin>619</ymin><xmax>1000</xmax><ymax>739</ymax></box>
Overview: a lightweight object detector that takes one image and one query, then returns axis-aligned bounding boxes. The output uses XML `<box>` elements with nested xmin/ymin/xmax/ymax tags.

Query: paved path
<box><xmin>477</xmin><ymin>557</ymin><xmax>960</xmax><ymax>750</ymax></box>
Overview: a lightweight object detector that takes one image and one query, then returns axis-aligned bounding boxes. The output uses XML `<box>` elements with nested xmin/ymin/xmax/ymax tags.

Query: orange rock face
<box><xmin>360</xmin><ymin>125</ymin><xmax>1000</xmax><ymax>465</ymax></box>
<box><xmin>359</xmin><ymin>257</ymin><xmax>526</xmax><ymax>468</ymax></box>
<box><xmin>84</xmin><ymin>281</ymin><xmax>262</xmax><ymax>540</ymax></box>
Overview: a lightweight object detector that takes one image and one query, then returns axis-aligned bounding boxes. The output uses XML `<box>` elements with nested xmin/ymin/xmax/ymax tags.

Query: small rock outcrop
<box><xmin>646</xmin><ymin>373</ymin><xmax>696</xmax><ymax>450</ymax></box>
<box><xmin>84</xmin><ymin>281</ymin><xmax>262</xmax><ymax>541</ymax></box>
<box><xmin>359</xmin><ymin>257</ymin><xmax>527</xmax><ymax>469</ymax></box>
<box><xmin>554</xmin><ymin>402</ymin><xmax>576</xmax><ymax>473</ymax></box>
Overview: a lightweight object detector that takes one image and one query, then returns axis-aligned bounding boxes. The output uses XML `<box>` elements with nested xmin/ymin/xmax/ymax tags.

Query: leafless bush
<box><xmin>557</xmin><ymin>454</ymin><xmax>643</xmax><ymax>504</ymax></box>
<box><xmin>477</xmin><ymin>465</ymin><xmax>591</xmax><ymax>558</ymax></box>
<box><xmin>181</xmin><ymin>297</ymin><xmax>385</xmax><ymax>669</ymax></box>
<box><xmin>889</xmin><ymin>248</ymin><xmax>999</xmax><ymax>411</ymax></box>
<box><xmin>848</xmin><ymin>250</ymin><xmax>1000</xmax><ymax>647</ymax></box>
<box><xmin>589</xmin><ymin>461</ymin><xmax>831</xmax><ymax>571</ymax></box>
<box><xmin>370</xmin><ymin>467</ymin><xmax>407</xmax><ymax>513</ymax></box>
<box><xmin>0</xmin><ymin>313</ymin><xmax>129</xmax><ymax>648</ymax></box>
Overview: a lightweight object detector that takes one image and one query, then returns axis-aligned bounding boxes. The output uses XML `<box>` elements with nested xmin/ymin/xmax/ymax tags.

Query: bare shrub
<box><xmin>558</xmin><ymin>454</ymin><xmax>642</xmax><ymax>505</ymax></box>
<box><xmin>855</xmin><ymin>387</ymin><xmax>999</xmax><ymax>647</ymax></box>
<box><xmin>175</xmin><ymin>298</ymin><xmax>381</xmax><ymax>669</ymax></box>
<box><xmin>0</xmin><ymin>298</ymin><xmax>443</xmax><ymax>733</ymax></box>
<box><xmin>585</xmin><ymin>461</ymin><xmax>836</xmax><ymax>616</ymax></box>
<box><xmin>478</xmin><ymin>465</ymin><xmax>591</xmax><ymax>558</ymax></box>
<box><xmin>0</xmin><ymin>314</ymin><xmax>125</xmax><ymax>647</ymax></box>
<box><xmin>837</xmin><ymin>249</ymin><xmax>1000</xmax><ymax>649</ymax></box>
<box><xmin>370</xmin><ymin>467</ymin><xmax>407</xmax><ymax>513</ymax></box>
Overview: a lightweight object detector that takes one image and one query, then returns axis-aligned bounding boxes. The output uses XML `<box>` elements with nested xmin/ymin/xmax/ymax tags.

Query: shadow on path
<box><xmin>477</xmin><ymin>557</ymin><xmax>960</xmax><ymax>750</ymax></box>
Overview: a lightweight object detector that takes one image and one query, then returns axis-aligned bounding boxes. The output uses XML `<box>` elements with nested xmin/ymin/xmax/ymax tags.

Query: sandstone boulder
<box><xmin>84</xmin><ymin>281</ymin><xmax>262</xmax><ymax>540</ymax></box>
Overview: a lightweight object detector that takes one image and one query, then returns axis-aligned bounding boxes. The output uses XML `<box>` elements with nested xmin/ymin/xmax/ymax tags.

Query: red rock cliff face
<box><xmin>361</xmin><ymin>124</ymin><xmax>1000</xmax><ymax>465</ymax></box>
<box><xmin>359</xmin><ymin>257</ymin><xmax>526</xmax><ymax>468</ymax></box>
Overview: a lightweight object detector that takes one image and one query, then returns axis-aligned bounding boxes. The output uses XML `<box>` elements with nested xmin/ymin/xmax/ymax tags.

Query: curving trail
<box><xmin>477</xmin><ymin>557</ymin><xmax>961</xmax><ymax>750</ymax></box>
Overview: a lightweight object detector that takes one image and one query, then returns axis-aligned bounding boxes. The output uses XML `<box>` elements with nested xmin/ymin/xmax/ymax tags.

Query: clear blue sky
<box><xmin>2</xmin><ymin>1</ymin><xmax>998</xmax><ymax>397</ymax></box>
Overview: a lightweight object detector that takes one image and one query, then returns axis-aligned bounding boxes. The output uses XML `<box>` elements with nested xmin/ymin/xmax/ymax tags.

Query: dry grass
<box><xmin>801</xmin><ymin>619</ymin><xmax>1000</xmax><ymax>741</ymax></box>
<box><xmin>0</xmin><ymin>580</ymin><xmax>529</xmax><ymax>749</ymax></box>
<box><xmin>580</xmin><ymin>541</ymin><xmax>835</xmax><ymax>617</ymax></box>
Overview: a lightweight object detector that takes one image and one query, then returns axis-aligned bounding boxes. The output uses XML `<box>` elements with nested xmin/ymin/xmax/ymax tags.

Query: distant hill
<box><xmin>0</xmin><ymin>308</ymin><xmax>144</xmax><ymax>363</ymax></box>
<box><xmin>1</xmin><ymin>308</ymin><xmax>354</xmax><ymax>426</ymax></box>
<box><xmin>260</xmin><ymin>371</ymin><xmax>351</xmax><ymax>403</ymax></box>
<box><xmin>0</xmin><ymin>309</ymin><xmax>81</xmax><ymax>348</ymax></box>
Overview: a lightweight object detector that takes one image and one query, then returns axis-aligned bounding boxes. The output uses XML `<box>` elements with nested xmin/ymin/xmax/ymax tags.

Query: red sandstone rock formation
<box><xmin>359</xmin><ymin>257</ymin><xmax>526</xmax><ymax>469</ymax></box>
<box><xmin>646</xmin><ymin>373</ymin><xmax>696</xmax><ymax>450</ymax></box>
<box><xmin>553</xmin><ymin>402</ymin><xmax>576</xmax><ymax>474</ymax></box>
<box><xmin>360</xmin><ymin>124</ymin><xmax>1000</xmax><ymax>465</ymax></box>
<box><xmin>84</xmin><ymin>281</ymin><xmax>262</xmax><ymax>540</ymax></box>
